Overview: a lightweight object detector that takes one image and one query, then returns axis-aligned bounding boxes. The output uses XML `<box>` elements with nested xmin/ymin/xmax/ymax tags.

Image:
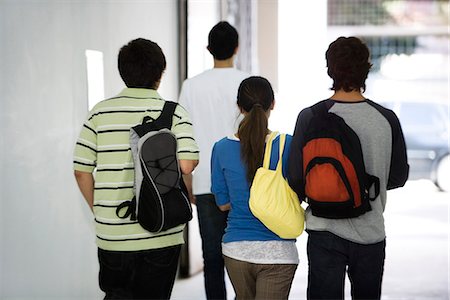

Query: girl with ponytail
<box><xmin>211</xmin><ymin>76</ymin><xmax>298</xmax><ymax>299</ymax></box>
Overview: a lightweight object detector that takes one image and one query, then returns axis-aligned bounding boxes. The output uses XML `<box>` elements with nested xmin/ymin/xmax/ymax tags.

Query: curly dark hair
<box><xmin>118</xmin><ymin>38</ymin><xmax>166</xmax><ymax>89</ymax></box>
<box><xmin>326</xmin><ymin>36</ymin><xmax>372</xmax><ymax>92</ymax></box>
<box><xmin>208</xmin><ymin>21</ymin><xmax>239</xmax><ymax>60</ymax></box>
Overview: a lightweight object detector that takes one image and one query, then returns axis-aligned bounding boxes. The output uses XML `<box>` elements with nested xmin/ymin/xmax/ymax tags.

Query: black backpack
<box><xmin>302</xmin><ymin>100</ymin><xmax>380</xmax><ymax>219</ymax></box>
<box><xmin>116</xmin><ymin>101</ymin><xmax>192</xmax><ymax>232</ymax></box>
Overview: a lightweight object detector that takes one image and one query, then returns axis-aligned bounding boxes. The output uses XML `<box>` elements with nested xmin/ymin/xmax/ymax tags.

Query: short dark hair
<box><xmin>208</xmin><ymin>21</ymin><xmax>239</xmax><ymax>60</ymax></box>
<box><xmin>326</xmin><ymin>36</ymin><xmax>372</xmax><ymax>92</ymax></box>
<box><xmin>118</xmin><ymin>38</ymin><xmax>166</xmax><ymax>89</ymax></box>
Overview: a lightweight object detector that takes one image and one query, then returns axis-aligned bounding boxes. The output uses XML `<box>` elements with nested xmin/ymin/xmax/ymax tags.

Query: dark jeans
<box><xmin>307</xmin><ymin>230</ymin><xmax>386</xmax><ymax>300</ymax></box>
<box><xmin>98</xmin><ymin>245</ymin><xmax>181</xmax><ymax>300</ymax></box>
<box><xmin>196</xmin><ymin>194</ymin><xmax>229</xmax><ymax>300</ymax></box>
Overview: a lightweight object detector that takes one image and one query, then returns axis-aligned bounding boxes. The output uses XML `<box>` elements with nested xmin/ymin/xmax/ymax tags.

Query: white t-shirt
<box><xmin>178</xmin><ymin>68</ymin><xmax>250</xmax><ymax>195</ymax></box>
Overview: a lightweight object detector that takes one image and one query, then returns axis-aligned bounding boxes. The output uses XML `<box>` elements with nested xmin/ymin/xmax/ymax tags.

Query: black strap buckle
<box><xmin>116</xmin><ymin>197</ymin><xmax>137</xmax><ymax>221</ymax></box>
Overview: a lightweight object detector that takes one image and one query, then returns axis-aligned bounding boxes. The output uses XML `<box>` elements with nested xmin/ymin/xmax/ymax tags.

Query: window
<box><xmin>85</xmin><ymin>49</ymin><xmax>105</xmax><ymax>110</ymax></box>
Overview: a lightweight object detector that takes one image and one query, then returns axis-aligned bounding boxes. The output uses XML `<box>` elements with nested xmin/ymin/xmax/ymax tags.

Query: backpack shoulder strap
<box><xmin>158</xmin><ymin>101</ymin><xmax>177</xmax><ymax>129</ymax></box>
<box><xmin>311</xmin><ymin>99</ymin><xmax>333</xmax><ymax>116</ymax></box>
<box><xmin>133</xmin><ymin>101</ymin><xmax>178</xmax><ymax>137</ymax></box>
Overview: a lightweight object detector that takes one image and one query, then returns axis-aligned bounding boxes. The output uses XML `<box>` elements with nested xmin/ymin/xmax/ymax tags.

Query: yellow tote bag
<box><xmin>249</xmin><ymin>132</ymin><xmax>305</xmax><ymax>239</ymax></box>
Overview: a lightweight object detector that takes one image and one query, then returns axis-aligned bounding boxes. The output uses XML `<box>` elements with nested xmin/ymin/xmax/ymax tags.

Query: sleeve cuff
<box><xmin>178</xmin><ymin>153</ymin><xmax>200</xmax><ymax>160</ymax></box>
<box><xmin>73</xmin><ymin>163</ymin><xmax>95</xmax><ymax>173</ymax></box>
<box><xmin>213</xmin><ymin>193</ymin><xmax>230</xmax><ymax>206</ymax></box>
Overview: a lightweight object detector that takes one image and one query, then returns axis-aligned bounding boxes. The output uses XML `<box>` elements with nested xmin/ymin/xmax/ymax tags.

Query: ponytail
<box><xmin>236</xmin><ymin>76</ymin><xmax>274</xmax><ymax>183</ymax></box>
<box><xmin>238</xmin><ymin>104</ymin><xmax>268</xmax><ymax>182</ymax></box>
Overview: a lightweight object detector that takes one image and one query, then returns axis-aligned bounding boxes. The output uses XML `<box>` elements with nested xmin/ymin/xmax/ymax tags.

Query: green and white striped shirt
<box><xmin>74</xmin><ymin>88</ymin><xmax>199</xmax><ymax>251</ymax></box>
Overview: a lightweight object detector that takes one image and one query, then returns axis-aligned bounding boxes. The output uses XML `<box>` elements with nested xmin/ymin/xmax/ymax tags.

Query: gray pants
<box><xmin>224</xmin><ymin>255</ymin><xmax>297</xmax><ymax>300</ymax></box>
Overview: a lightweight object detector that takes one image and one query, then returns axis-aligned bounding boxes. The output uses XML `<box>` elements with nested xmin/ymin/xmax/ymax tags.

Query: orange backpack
<box><xmin>302</xmin><ymin>101</ymin><xmax>380</xmax><ymax>218</ymax></box>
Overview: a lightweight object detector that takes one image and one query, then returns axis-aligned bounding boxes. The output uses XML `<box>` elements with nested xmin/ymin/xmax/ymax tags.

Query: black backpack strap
<box><xmin>133</xmin><ymin>101</ymin><xmax>177</xmax><ymax>136</ymax></box>
<box><xmin>158</xmin><ymin>101</ymin><xmax>177</xmax><ymax>129</ymax></box>
<box><xmin>311</xmin><ymin>100</ymin><xmax>333</xmax><ymax>116</ymax></box>
<box><xmin>116</xmin><ymin>197</ymin><xmax>137</xmax><ymax>220</ymax></box>
<box><xmin>367</xmin><ymin>175</ymin><xmax>380</xmax><ymax>201</ymax></box>
<box><xmin>305</xmin><ymin>157</ymin><xmax>355</xmax><ymax>203</ymax></box>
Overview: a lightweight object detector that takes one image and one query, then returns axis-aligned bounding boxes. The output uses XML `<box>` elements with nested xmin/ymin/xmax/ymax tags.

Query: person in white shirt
<box><xmin>178</xmin><ymin>21</ymin><xmax>249</xmax><ymax>300</ymax></box>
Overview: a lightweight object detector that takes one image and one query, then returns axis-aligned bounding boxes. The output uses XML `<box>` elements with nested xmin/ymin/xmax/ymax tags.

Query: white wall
<box><xmin>0</xmin><ymin>1</ymin><xmax>179</xmax><ymax>298</ymax></box>
<box><xmin>272</xmin><ymin>0</ymin><xmax>330</xmax><ymax>135</ymax></box>
<box><xmin>187</xmin><ymin>0</ymin><xmax>220</xmax><ymax>78</ymax></box>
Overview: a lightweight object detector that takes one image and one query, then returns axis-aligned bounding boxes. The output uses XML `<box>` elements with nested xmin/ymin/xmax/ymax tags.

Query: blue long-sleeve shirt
<box><xmin>211</xmin><ymin>134</ymin><xmax>293</xmax><ymax>243</ymax></box>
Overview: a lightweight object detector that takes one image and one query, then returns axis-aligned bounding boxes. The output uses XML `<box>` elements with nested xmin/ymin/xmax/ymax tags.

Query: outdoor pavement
<box><xmin>172</xmin><ymin>179</ymin><xmax>449</xmax><ymax>300</ymax></box>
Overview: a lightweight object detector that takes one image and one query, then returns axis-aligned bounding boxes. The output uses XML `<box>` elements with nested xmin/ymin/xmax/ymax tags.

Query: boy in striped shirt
<box><xmin>74</xmin><ymin>38</ymin><xmax>199</xmax><ymax>299</ymax></box>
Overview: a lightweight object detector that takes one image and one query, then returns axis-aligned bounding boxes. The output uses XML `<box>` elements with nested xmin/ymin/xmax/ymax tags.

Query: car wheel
<box><xmin>435</xmin><ymin>154</ymin><xmax>450</xmax><ymax>192</ymax></box>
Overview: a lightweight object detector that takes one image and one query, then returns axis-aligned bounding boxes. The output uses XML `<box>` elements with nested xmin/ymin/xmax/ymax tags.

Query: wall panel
<box><xmin>0</xmin><ymin>1</ymin><xmax>179</xmax><ymax>298</ymax></box>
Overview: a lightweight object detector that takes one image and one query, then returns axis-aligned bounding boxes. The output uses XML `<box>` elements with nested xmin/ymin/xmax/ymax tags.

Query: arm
<box><xmin>73</xmin><ymin>117</ymin><xmax>97</xmax><ymax>212</ymax></box>
<box><xmin>368</xmin><ymin>102</ymin><xmax>409</xmax><ymax>189</ymax></box>
<box><xmin>287</xmin><ymin>109</ymin><xmax>310</xmax><ymax>201</ymax></box>
<box><xmin>172</xmin><ymin>104</ymin><xmax>200</xmax><ymax>176</ymax></box>
<box><xmin>179</xmin><ymin>159</ymin><xmax>199</xmax><ymax>175</ymax></box>
<box><xmin>174</xmin><ymin>102</ymin><xmax>199</xmax><ymax>203</ymax></box>
<box><xmin>74</xmin><ymin>170</ymin><xmax>94</xmax><ymax>212</ymax></box>
<box><xmin>218</xmin><ymin>203</ymin><xmax>231</xmax><ymax>211</ymax></box>
<box><xmin>387</xmin><ymin>113</ymin><xmax>409</xmax><ymax>189</ymax></box>
<box><xmin>211</xmin><ymin>142</ymin><xmax>231</xmax><ymax>210</ymax></box>
<box><xmin>182</xmin><ymin>173</ymin><xmax>196</xmax><ymax>204</ymax></box>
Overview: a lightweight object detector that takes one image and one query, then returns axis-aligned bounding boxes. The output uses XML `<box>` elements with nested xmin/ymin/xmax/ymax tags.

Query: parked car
<box><xmin>380</xmin><ymin>101</ymin><xmax>449</xmax><ymax>192</ymax></box>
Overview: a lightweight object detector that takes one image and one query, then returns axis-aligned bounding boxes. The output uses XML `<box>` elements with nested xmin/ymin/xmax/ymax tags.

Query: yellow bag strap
<box><xmin>262</xmin><ymin>131</ymin><xmax>280</xmax><ymax>169</ymax></box>
<box><xmin>275</xmin><ymin>133</ymin><xmax>286</xmax><ymax>172</ymax></box>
